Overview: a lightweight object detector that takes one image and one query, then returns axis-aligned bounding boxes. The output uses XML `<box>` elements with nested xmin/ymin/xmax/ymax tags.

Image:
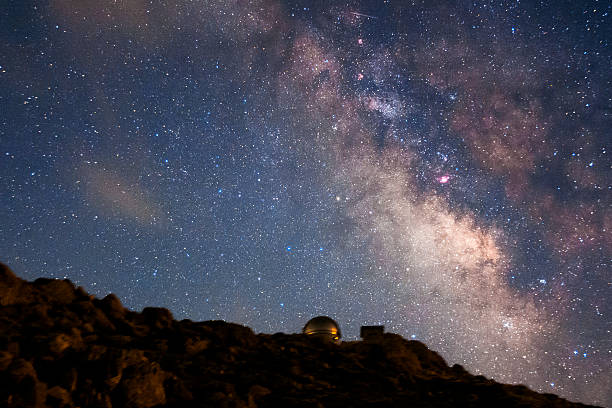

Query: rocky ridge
<box><xmin>0</xmin><ymin>263</ymin><xmax>600</xmax><ymax>407</ymax></box>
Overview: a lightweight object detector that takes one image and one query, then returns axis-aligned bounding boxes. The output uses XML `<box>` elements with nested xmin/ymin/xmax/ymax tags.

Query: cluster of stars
<box><xmin>1</xmin><ymin>1</ymin><xmax>609</xmax><ymax>406</ymax></box>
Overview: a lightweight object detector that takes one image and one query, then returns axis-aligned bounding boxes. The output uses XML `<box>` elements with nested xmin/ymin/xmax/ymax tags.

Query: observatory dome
<box><xmin>302</xmin><ymin>316</ymin><xmax>341</xmax><ymax>343</ymax></box>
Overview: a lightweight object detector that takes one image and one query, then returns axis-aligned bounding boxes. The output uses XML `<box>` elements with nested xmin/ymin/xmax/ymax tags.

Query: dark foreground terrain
<box><xmin>0</xmin><ymin>263</ymin><xmax>600</xmax><ymax>408</ymax></box>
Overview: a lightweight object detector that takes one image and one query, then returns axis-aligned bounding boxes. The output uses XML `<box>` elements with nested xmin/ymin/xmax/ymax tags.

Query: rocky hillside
<box><xmin>0</xmin><ymin>263</ymin><xmax>599</xmax><ymax>408</ymax></box>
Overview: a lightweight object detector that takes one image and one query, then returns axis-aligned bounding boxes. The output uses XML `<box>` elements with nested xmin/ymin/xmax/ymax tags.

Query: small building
<box><xmin>360</xmin><ymin>325</ymin><xmax>384</xmax><ymax>341</ymax></box>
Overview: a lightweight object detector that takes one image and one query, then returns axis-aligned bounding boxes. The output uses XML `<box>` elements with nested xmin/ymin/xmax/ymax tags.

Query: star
<box><xmin>1</xmin><ymin>1</ymin><xmax>608</xmax><ymax>406</ymax></box>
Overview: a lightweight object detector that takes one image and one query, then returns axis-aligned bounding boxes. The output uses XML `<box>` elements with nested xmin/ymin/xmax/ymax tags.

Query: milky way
<box><xmin>1</xmin><ymin>1</ymin><xmax>610</xmax><ymax>405</ymax></box>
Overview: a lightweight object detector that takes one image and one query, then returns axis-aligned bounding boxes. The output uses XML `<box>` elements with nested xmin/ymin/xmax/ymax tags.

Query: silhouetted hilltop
<box><xmin>0</xmin><ymin>263</ymin><xmax>600</xmax><ymax>408</ymax></box>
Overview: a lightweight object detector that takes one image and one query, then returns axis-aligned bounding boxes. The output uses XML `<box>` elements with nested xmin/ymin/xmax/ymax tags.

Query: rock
<box><xmin>99</xmin><ymin>293</ymin><xmax>125</xmax><ymax>320</ymax></box>
<box><xmin>91</xmin><ymin>392</ymin><xmax>112</xmax><ymax>408</ymax></box>
<box><xmin>184</xmin><ymin>337</ymin><xmax>210</xmax><ymax>355</ymax></box>
<box><xmin>248</xmin><ymin>385</ymin><xmax>272</xmax><ymax>408</ymax></box>
<box><xmin>203</xmin><ymin>320</ymin><xmax>258</xmax><ymax>348</ymax></box>
<box><xmin>72</xmin><ymin>380</ymin><xmax>111</xmax><ymax>408</ymax></box>
<box><xmin>25</xmin><ymin>303</ymin><xmax>53</xmax><ymax>329</ymax></box>
<box><xmin>33</xmin><ymin>278</ymin><xmax>76</xmax><ymax>304</ymax></box>
<box><xmin>116</xmin><ymin>361</ymin><xmax>167</xmax><ymax>408</ymax></box>
<box><xmin>106</xmin><ymin>334</ymin><xmax>133</xmax><ymax>347</ymax></box>
<box><xmin>7</xmin><ymin>359</ymin><xmax>37</xmax><ymax>382</ymax></box>
<box><xmin>6</xmin><ymin>359</ymin><xmax>47</xmax><ymax>408</ymax></box>
<box><xmin>46</xmin><ymin>386</ymin><xmax>72</xmax><ymax>408</ymax></box>
<box><xmin>6</xmin><ymin>342</ymin><xmax>20</xmax><ymax>355</ymax></box>
<box><xmin>60</xmin><ymin>368</ymin><xmax>79</xmax><ymax>393</ymax></box>
<box><xmin>0</xmin><ymin>351</ymin><xmax>13</xmax><ymax>370</ymax></box>
<box><xmin>0</xmin><ymin>262</ymin><xmax>18</xmax><ymax>280</ymax></box>
<box><xmin>0</xmin><ymin>263</ymin><xmax>24</xmax><ymax>306</ymax></box>
<box><xmin>92</xmin><ymin>308</ymin><xmax>117</xmax><ymax>332</ymax></box>
<box><xmin>82</xmin><ymin>322</ymin><xmax>95</xmax><ymax>333</ymax></box>
<box><xmin>451</xmin><ymin>363</ymin><xmax>468</xmax><ymax>375</ymax></box>
<box><xmin>75</xmin><ymin>286</ymin><xmax>90</xmax><ymax>299</ymax></box>
<box><xmin>49</xmin><ymin>334</ymin><xmax>72</xmax><ymax>354</ymax></box>
<box><xmin>90</xmin><ymin>348</ymin><xmax>148</xmax><ymax>390</ymax></box>
<box><xmin>86</xmin><ymin>344</ymin><xmax>108</xmax><ymax>361</ymax></box>
<box><xmin>0</xmin><ymin>265</ymin><xmax>602</xmax><ymax>408</ymax></box>
<box><xmin>142</xmin><ymin>307</ymin><xmax>173</xmax><ymax>330</ymax></box>
<box><xmin>165</xmin><ymin>375</ymin><xmax>193</xmax><ymax>402</ymax></box>
<box><xmin>402</xmin><ymin>338</ymin><xmax>449</xmax><ymax>372</ymax></box>
<box><xmin>379</xmin><ymin>334</ymin><xmax>424</xmax><ymax>373</ymax></box>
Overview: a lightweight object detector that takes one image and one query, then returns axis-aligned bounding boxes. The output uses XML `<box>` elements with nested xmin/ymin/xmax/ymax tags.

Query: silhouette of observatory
<box><xmin>302</xmin><ymin>317</ymin><xmax>386</xmax><ymax>343</ymax></box>
<box><xmin>302</xmin><ymin>316</ymin><xmax>341</xmax><ymax>343</ymax></box>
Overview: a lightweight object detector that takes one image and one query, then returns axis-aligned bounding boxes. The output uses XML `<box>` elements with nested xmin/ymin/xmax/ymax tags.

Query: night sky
<box><xmin>1</xmin><ymin>0</ymin><xmax>610</xmax><ymax>405</ymax></box>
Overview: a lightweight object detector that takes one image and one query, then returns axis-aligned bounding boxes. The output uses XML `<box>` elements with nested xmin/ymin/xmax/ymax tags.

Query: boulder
<box><xmin>0</xmin><ymin>263</ymin><xmax>29</xmax><ymax>306</ymax></box>
<box><xmin>6</xmin><ymin>359</ymin><xmax>47</xmax><ymax>408</ymax></box>
<box><xmin>33</xmin><ymin>278</ymin><xmax>76</xmax><ymax>304</ymax></box>
<box><xmin>99</xmin><ymin>293</ymin><xmax>125</xmax><ymax>320</ymax></box>
<box><xmin>141</xmin><ymin>307</ymin><xmax>173</xmax><ymax>330</ymax></box>
<box><xmin>46</xmin><ymin>385</ymin><xmax>72</xmax><ymax>408</ymax></box>
<box><xmin>116</xmin><ymin>361</ymin><xmax>167</xmax><ymax>408</ymax></box>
